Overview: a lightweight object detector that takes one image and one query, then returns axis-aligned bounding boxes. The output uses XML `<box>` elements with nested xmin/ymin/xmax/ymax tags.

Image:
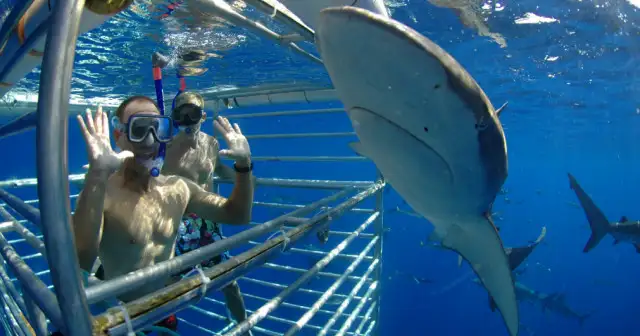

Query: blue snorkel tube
<box><xmin>149</xmin><ymin>52</ymin><xmax>170</xmax><ymax>177</ymax></box>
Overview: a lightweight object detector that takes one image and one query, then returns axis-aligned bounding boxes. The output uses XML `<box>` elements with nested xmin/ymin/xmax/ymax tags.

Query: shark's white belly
<box><xmin>348</xmin><ymin>73</ymin><xmax>495</xmax><ymax>224</ymax></box>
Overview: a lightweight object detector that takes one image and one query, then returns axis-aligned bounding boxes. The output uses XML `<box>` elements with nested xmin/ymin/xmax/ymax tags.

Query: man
<box><xmin>72</xmin><ymin>95</ymin><xmax>254</xmax><ymax>334</ymax></box>
<box><xmin>162</xmin><ymin>91</ymin><xmax>252</xmax><ymax>329</ymax></box>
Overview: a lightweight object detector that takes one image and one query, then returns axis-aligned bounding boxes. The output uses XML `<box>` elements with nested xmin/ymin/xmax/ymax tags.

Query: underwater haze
<box><xmin>0</xmin><ymin>0</ymin><xmax>639</xmax><ymax>335</ymax></box>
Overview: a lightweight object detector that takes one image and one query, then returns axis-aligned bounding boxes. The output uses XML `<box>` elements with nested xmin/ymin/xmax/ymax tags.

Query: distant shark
<box><xmin>508</xmin><ymin>283</ymin><xmax>592</xmax><ymax>326</ymax></box>
<box><xmin>473</xmin><ymin>227</ymin><xmax>592</xmax><ymax>326</ymax></box>
<box><xmin>427</xmin><ymin>0</ymin><xmax>507</xmax><ymax>48</ymax></box>
<box><xmin>315</xmin><ymin>7</ymin><xmax>517</xmax><ymax>336</ymax></box>
<box><xmin>568</xmin><ymin>173</ymin><xmax>640</xmax><ymax>253</ymax></box>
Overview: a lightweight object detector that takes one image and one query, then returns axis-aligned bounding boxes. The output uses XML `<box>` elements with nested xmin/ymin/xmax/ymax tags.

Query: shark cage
<box><xmin>0</xmin><ymin>0</ymin><xmax>388</xmax><ymax>335</ymax></box>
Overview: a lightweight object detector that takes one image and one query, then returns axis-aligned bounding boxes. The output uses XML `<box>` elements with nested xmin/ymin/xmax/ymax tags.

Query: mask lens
<box><xmin>128</xmin><ymin>115</ymin><xmax>173</xmax><ymax>143</ymax></box>
<box><xmin>154</xmin><ymin>117</ymin><xmax>173</xmax><ymax>142</ymax></box>
<box><xmin>172</xmin><ymin>103</ymin><xmax>202</xmax><ymax>126</ymax></box>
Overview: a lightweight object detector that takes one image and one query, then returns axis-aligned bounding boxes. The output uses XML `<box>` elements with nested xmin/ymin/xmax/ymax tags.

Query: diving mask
<box><xmin>113</xmin><ymin>114</ymin><xmax>174</xmax><ymax>143</ymax></box>
<box><xmin>172</xmin><ymin>103</ymin><xmax>204</xmax><ymax>127</ymax></box>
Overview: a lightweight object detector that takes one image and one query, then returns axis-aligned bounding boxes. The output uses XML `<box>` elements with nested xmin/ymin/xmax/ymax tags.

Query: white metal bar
<box><xmin>0</xmin><ymin>282</ymin><xmax>26</xmax><ymax>336</ymax></box>
<box><xmin>241</xmin><ymin>0</ymin><xmax>314</xmax><ymax>41</ymax></box>
<box><xmin>284</xmin><ymin>238</ymin><xmax>379</xmax><ymax>336</ymax></box>
<box><xmin>1</xmin><ymin>175</ymin><xmax>374</xmax><ymax>190</ymax></box>
<box><xmin>354</xmin><ymin>302</ymin><xmax>377</xmax><ymax>335</ymax></box>
<box><xmin>240</xmin><ymin>277</ymin><xmax>361</xmax><ymax>301</ymax></box>
<box><xmin>363</xmin><ymin>320</ymin><xmax>376</xmax><ymax>336</ymax></box>
<box><xmin>262</xmin><ymin>262</ymin><xmax>366</xmax><ymax>282</ymax></box>
<box><xmin>221</xmin><ymin>156</ymin><xmax>367</xmax><ymax>162</ymax></box>
<box><xmin>85</xmin><ymin>186</ymin><xmax>358</xmax><ymax>304</ymax></box>
<box><xmin>189</xmin><ymin>305</ymin><xmax>281</xmax><ymax>336</ymax></box>
<box><xmin>335</xmin><ymin>282</ymin><xmax>378</xmax><ymax>336</ymax></box>
<box><xmin>0</xmin><ymin>207</ymin><xmax>46</xmax><ymax>255</ymax></box>
<box><xmin>205</xmin><ymin>296</ymin><xmax>355</xmax><ymax>335</ymax></box>
<box><xmin>222</xmin><ymin>107</ymin><xmax>343</xmax><ymax>119</ymax></box>
<box><xmin>224</xmin><ymin>212</ymin><xmax>379</xmax><ymax>336</ymax></box>
<box><xmin>198</xmin><ymin>0</ymin><xmax>320</xmax><ymax>63</ymax></box>
<box><xmin>318</xmin><ymin>260</ymin><xmax>380</xmax><ymax>336</ymax></box>
<box><xmin>252</xmin><ymin>201</ymin><xmax>374</xmax><ymax>214</ymax></box>
<box><xmin>235</xmin><ymin>131</ymin><xmax>355</xmax><ymax>140</ymax></box>
<box><xmin>240</xmin><ymin>292</ymin><xmax>366</xmax><ymax>320</ymax></box>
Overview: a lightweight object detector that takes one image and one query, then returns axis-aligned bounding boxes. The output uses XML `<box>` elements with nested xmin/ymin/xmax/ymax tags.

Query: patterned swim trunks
<box><xmin>175</xmin><ymin>213</ymin><xmax>230</xmax><ymax>273</ymax></box>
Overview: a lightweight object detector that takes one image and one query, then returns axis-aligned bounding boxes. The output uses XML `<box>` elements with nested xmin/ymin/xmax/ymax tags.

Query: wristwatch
<box><xmin>233</xmin><ymin>161</ymin><xmax>254</xmax><ymax>173</ymax></box>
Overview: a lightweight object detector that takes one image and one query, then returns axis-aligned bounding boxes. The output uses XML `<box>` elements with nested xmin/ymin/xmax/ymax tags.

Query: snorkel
<box><xmin>171</xmin><ymin>72</ymin><xmax>197</xmax><ymax>135</ymax></box>
<box><xmin>171</xmin><ymin>67</ymin><xmax>208</xmax><ymax>136</ymax></box>
<box><xmin>144</xmin><ymin>51</ymin><xmax>171</xmax><ymax>177</ymax></box>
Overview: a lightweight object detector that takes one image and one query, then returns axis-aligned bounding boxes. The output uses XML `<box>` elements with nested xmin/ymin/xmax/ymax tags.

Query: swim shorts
<box><xmin>175</xmin><ymin>213</ymin><xmax>230</xmax><ymax>276</ymax></box>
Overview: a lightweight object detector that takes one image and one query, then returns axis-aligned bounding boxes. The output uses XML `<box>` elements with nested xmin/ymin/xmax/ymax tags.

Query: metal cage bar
<box><xmin>224</xmin><ymin>211</ymin><xmax>381</xmax><ymax>336</ymax></box>
<box><xmin>0</xmin><ymin>5</ymin><xmax>387</xmax><ymax>328</ymax></box>
<box><xmin>35</xmin><ymin>0</ymin><xmax>93</xmax><ymax>334</ymax></box>
<box><xmin>0</xmin><ymin>231</ymin><xmax>63</xmax><ymax>328</ymax></box>
<box><xmin>100</xmin><ymin>183</ymin><xmax>382</xmax><ymax>335</ymax></box>
<box><xmin>197</xmin><ymin>0</ymin><xmax>320</xmax><ymax>64</ymax></box>
<box><xmin>85</xmin><ymin>186</ymin><xmax>358</xmax><ymax>304</ymax></box>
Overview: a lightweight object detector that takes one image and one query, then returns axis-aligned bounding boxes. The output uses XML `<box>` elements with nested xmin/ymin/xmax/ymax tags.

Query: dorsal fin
<box><xmin>495</xmin><ymin>102</ymin><xmax>508</xmax><ymax>117</ymax></box>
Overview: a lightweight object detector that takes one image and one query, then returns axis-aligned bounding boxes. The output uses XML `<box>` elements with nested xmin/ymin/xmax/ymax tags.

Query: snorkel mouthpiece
<box><xmin>137</xmin><ymin>143</ymin><xmax>165</xmax><ymax>177</ymax></box>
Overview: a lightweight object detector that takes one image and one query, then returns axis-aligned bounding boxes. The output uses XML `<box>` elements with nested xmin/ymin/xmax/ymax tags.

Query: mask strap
<box><xmin>111</xmin><ymin>116</ymin><xmax>124</xmax><ymax>133</ymax></box>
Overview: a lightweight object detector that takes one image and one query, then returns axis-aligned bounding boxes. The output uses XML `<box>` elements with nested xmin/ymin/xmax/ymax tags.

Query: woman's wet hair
<box><xmin>115</xmin><ymin>95</ymin><xmax>159</xmax><ymax>120</ymax></box>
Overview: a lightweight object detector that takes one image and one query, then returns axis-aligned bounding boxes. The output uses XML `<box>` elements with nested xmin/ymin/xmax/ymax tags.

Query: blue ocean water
<box><xmin>0</xmin><ymin>0</ymin><xmax>639</xmax><ymax>335</ymax></box>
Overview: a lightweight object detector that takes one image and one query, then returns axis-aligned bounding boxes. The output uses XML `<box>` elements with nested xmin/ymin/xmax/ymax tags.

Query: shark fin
<box><xmin>434</xmin><ymin>217</ymin><xmax>519</xmax><ymax>336</ymax></box>
<box><xmin>495</xmin><ymin>102</ymin><xmax>508</xmax><ymax>117</ymax></box>
<box><xmin>619</xmin><ymin>216</ymin><xmax>628</xmax><ymax>223</ymax></box>
<box><xmin>348</xmin><ymin>141</ymin><xmax>371</xmax><ymax>158</ymax></box>
<box><xmin>567</xmin><ymin>173</ymin><xmax>611</xmax><ymax>253</ymax></box>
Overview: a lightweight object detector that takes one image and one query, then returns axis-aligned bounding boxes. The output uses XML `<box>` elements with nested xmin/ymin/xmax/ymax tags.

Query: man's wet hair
<box><xmin>115</xmin><ymin>95</ymin><xmax>159</xmax><ymax>120</ymax></box>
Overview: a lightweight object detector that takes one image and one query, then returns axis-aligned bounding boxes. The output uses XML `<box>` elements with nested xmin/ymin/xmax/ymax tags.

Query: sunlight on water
<box><xmin>0</xmin><ymin>0</ymin><xmax>637</xmax><ymax>108</ymax></box>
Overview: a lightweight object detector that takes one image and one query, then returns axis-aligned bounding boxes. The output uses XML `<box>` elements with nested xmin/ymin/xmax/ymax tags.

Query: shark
<box><xmin>427</xmin><ymin>0</ymin><xmax>507</xmax><ymax>48</ymax></box>
<box><xmin>315</xmin><ymin>6</ymin><xmax>517</xmax><ymax>336</ymax></box>
<box><xmin>568</xmin><ymin>173</ymin><xmax>640</xmax><ymax>253</ymax></box>
<box><xmin>506</xmin><ymin>283</ymin><xmax>592</xmax><ymax>326</ymax></box>
<box><xmin>474</xmin><ymin>228</ymin><xmax>592</xmax><ymax>326</ymax></box>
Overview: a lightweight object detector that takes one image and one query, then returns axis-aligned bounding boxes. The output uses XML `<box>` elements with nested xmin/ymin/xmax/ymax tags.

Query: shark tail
<box><xmin>429</xmin><ymin>215</ymin><xmax>519</xmax><ymax>336</ymax></box>
<box><xmin>567</xmin><ymin>173</ymin><xmax>610</xmax><ymax>253</ymax></box>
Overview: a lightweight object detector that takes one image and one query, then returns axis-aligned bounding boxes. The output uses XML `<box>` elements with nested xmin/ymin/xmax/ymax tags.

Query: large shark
<box><xmin>315</xmin><ymin>6</ymin><xmax>517</xmax><ymax>336</ymax></box>
<box><xmin>568</xmin><ymin>173</ymin><xmax>640</xmax><ymax>253</ymax></box>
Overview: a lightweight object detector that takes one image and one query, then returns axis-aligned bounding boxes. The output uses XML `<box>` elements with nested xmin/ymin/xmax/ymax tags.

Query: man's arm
<box><xmin>186</xmin><ymin>160</ymin><xmax>254</xmax><ymax>225</ymax></box>
<box><xmin>72</xmin><ymin>168</ymin><xmax>109</xmax><ymax>272</ymax></box>
<box><xmin>214</xmin><ymin>151</ymin><xmax>257</xmax><ymax>187</ymax></box>
<box><xmin>214</xmin><ymin>162</ymin><xmax>237</xmax><ymax>181</ymax></box>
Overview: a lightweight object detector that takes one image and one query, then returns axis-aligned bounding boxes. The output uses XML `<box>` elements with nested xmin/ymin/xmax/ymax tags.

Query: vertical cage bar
<box><xmin>23</xmin><ymin>294</ymin><xmax>47</xmax><ymax>336</ymax></box>
<box><xmin>371</xmin><ymin>171</ymin><xmax>384</xmax><ymax>336</ymax></box>
<box><xmin>35</xmin><ymin>0</ymin><xmax>93</xmax><ymax>334</ymax></box>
